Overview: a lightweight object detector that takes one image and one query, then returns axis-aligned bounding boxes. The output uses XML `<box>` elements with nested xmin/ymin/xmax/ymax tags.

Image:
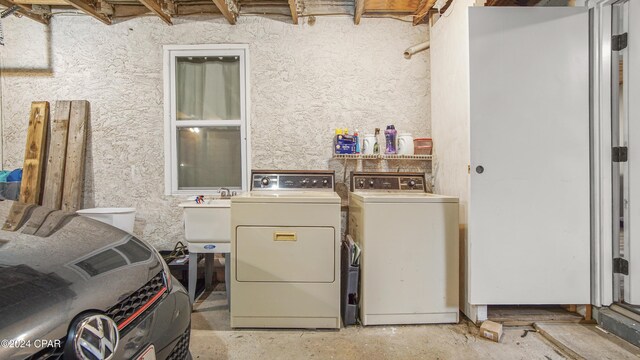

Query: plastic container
<box><xmin>384</xmin><ymin>125</ymin><xmax>398</xmax><ymax>154</ymax></box>
<box><xmin>414</xmin><ymin>138</ymin><xmax>433</xmax><ymax>155</ymax></box>
<box><xmin>76</xmin><ymin>207</ymin><xmax>136</xmax><ymax>233</ymax></box>
<box><xmin>0</xmin><ymin>181</ymin><xmax>21</xmax><ymax>201</ymax></box>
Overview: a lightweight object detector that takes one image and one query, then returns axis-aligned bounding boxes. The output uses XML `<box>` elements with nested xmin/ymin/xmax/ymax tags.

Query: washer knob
<box><xmin>322</xmin><ymin>179</ymin><xmax>329</xmax><ymax>186</ymax></box>
<box><xmin>261</xmin><ymin>177</ymin><xmax>270</xmax><ymax>186</ymax></box>
<box><xmin>312</xmin><ymin>179</ymin><xmax>318</xmax><ymax>186</ymax></box>
<box><xmin>408</xmin><ymin>179</ymin><xmax>416</xmax><ymax>188</ymax></box>
<box><xmin>358</xmin><ymin>179</ymin><xmax>365</xmax><ymax>188</ymax></box>
<box><xmin>369</xmin><ymin>180</ymin><xmax>375</xmax><ymax>187</ymax></box>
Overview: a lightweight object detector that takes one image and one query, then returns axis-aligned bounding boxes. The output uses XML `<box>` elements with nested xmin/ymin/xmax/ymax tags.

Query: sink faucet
<box><xmin>219</xmin><ymin>187</ymin><xmax>231</xmax><ymax>199</ymax></box>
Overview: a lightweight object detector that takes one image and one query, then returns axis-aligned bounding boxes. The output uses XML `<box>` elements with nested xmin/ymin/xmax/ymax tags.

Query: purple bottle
<box><xmin>384</xmin><ymin>125</ymin><xmax>397</xmax><ymax>154</ymax></box>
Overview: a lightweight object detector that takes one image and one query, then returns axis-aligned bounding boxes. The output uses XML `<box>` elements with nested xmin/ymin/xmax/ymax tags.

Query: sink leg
<box><xmin>204</xmin><ymin>253</ymin><xmax>214</xmax><ymax>291</ymax></box>
<box><xmin>225</xmin><ymin>252</ymin><xmax>231</xmax><ymax>309</ymax></box>
<box><xmin>189</xmin><ymin>252</ymin><xmax>197</xmax><ymax>305</ymax></box>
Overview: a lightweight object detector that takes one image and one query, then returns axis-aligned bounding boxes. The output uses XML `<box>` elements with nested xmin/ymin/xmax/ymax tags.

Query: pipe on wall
<box><xmin>404</xmin><ymin>41</ymin><xmax>430</xmax><ymax>59</ymax></box>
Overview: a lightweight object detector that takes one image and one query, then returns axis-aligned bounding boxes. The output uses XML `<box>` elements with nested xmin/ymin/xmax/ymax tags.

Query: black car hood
<box><xmin>0</xmin><ymin>201</ymin><xmax>164</xmax><ymax>359</ymax></box>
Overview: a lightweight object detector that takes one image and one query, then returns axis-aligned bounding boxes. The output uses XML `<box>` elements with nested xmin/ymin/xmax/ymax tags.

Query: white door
<box><xmin>468</xmin><ymin>7</ymin><xmax>590</xmax><ymax>304</ymax></box>
<box><xmin>624</xmin><ymin>0</ymin><xmax>640</xmax><ymax>304</ymax></box>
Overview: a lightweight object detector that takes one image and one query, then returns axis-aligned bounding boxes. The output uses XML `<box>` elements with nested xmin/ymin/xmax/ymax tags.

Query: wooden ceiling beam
<box><xmin>354</xmin><ymin>0</ymin><xmax>364</xmax><ymax>24</ymax></box>
<box><xmin>138</xmin><ymin>0</ymin><xmax>172</xmax><ymax>25</ymax></box>
<box><xmin>211</xmin><ymin>0</ymin><xmax>236</xmax><ymax>24</ymax></box>
<box><xmin>413</xmin><ymin>0</ymin><xmax>435</xmax><ymax>25</ymax></box>
<box><xmin>65</xmin><ymin>0</ymin><xmax>112</xmax><ymax>24</ymax></box>
<box><xmin>287</xmin><ymin>0</ymin><xmax>297</xmax><ymax>24</ymax></box>
<box><xmin>0</xmin><ymin>0</ymin><xmax>49</xmax><ymax>24</ymax></box>
<box><xmin>12</xmin><ymin>0</ymin><xmax>66</xmax><ymax>5</ymax></box>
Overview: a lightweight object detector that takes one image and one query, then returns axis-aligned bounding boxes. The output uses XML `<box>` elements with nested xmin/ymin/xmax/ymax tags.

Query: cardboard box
<box><xmin>480</xmin><ymin>320</ymin><xmax>503</xmax><ymax>343</ymax></box>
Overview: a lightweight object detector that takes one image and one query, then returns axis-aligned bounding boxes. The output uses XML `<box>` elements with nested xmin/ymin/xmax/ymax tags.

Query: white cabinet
<box><xmin>432</xmin><ymin>4</ymin><xmax>590</xmax><ymax>321</ymax></box>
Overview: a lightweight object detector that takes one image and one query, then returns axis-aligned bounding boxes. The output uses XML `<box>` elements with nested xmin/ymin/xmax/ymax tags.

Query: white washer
<box><xmin>349</xmin><ymin>172</ymin><xmax>459</xmax><ymax>326</ymax></box>
<box><xmin>231</xmin><ymin>170</ymin><xmax>341</xmax><ymax>329</ymax></box>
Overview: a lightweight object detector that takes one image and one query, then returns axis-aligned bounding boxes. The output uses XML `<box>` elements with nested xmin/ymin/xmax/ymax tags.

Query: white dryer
<box><xmin>231</xmin><ymin>170</ymin><xmax>341</xmax><ymax>329</ymax></box>
<box><xmin>349</xmin><ymin>172</ymin><xmax>459</xmax><ymax>325</ymax></box>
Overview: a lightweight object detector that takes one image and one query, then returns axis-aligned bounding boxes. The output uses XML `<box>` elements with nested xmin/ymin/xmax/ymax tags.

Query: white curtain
<box><xmin>175</xmin><ymin>57</ymin><xmax>242</xmax><ymax>189</ymax></box>
<box><xmin>176</xmin><ymin>59</ymin><xmax>241</xmax><ymax>120</ymax></box>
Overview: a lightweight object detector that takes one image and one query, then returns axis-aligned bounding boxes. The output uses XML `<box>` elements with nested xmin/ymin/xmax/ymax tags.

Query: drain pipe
<box><xmin>404</xmin><ymin>41</ymin><xmax>430</xmax><ymax>59</ymax></box>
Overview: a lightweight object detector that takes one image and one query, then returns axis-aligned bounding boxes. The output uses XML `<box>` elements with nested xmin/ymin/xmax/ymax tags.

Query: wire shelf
<box><xmin>332</xmin><ymin>154</ymin><xmax>433</xmax><ymax>161</ymax></box>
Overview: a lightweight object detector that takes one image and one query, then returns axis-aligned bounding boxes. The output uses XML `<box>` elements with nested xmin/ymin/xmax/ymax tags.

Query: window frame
<box><xmin>163</xmin><ymin>44</ymin><xmax>251</xmax><ymax>195</ymax></box>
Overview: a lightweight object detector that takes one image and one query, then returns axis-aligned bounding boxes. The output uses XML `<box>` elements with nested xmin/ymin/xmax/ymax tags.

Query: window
<box><xmin>164</xmin><ymin>45</ymin><xmax>250</xmax><ymax>195</ymax></box>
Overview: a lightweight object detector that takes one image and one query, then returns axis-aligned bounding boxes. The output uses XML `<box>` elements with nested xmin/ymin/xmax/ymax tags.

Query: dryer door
<box><xmin>236</xmin><ymin>226</ymin><xmax>335</xmax><ymax>283</ymax></box>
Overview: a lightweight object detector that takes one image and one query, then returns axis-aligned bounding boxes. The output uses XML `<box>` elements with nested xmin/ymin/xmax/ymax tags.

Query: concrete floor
<box><xmin>189</xmin><ymin>291</ymin><xmax>580</xmax><ymax>360</ymax></box>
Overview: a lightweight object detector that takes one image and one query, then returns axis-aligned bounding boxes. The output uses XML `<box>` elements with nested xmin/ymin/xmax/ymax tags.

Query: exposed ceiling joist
<box><xmin>0</xmin><ymin>0</ymin><xmax>49</xmax><ymax>24</ymax></box>
<box><xmin>65</xmin><ymin>0</ymin><xmax>112</xmax><ymax>24</ymax></box>
<box><xmin>211</xmin><ymin>0</ymin><xmax>236</xmax><ymax>24</ymax></box>
<box><xmin>138</xmin><ymin>0</ymin><xmax>172</xmax><ymax>25</ymax></box>
<box><xmin>287</xmin><ymin>0</ymin><xmax>297</xmax><ymax>24</ymax></box>
<box><xmin>413</xmin><ymin>0</ymin><xmax>435</xmax><ymax>25</ymax></box>
<box><xmin>12</xmin><ymin>0</ymin><xmax>65</xmax><ymax>5</ymax></box>
<box><xmin>354</xmin><ymin>0</ymin><xmax>364</xmax><ymax>24</ymax></box>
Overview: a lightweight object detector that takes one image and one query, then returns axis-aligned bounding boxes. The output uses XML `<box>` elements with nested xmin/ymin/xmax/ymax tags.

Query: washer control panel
<box><xmin>351</xmin><ymin>172</ymin><xmax>426</xmax><ymax>192</ymax></box>
<box><xmin>251</xmin><ymin>170</ymin><xmax>335</xmax><ymax>191</ymax></box>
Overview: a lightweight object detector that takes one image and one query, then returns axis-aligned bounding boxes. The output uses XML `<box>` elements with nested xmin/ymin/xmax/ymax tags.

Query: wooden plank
<box><xmin>535</xmin><ymin>322</ymin><xmax>640</xmax><ymax>359</ymax></box>
<box><xmin>211</xmin><ymin>0</ymin><xmax>236</xmax><ymax>24</ymax></box>
<box><xmin>65</xmin><ymin>0</ymin><xmax>112</xmax><ymax>24</ymax></box>
<box><xmin>488</xmin><ymin>305</ymin><xmax>583</xmax><ymax>326</ymax></box>
<box><xmin>12</xmin><ymin>0</ymin><xmax>66</xmax><ymax>5</ymax></box>
<box><xmin>2</xmin><ymin>202</ymin><xmax>36</xmax><ymax>231</ymax></box>
<box><xmin>287</xmin><ymin>0</ymin><xmax>298</xmax><ymax>24</ymax></box>
<box><xmin>413</xmin><ymin>0</ymin><xmax>436</xmax><ymax>25</ymax></box>
<box><xmin>113</xmin><ymin>4</ymin><xmax>150</xmax><ymax>17</ymax></box>
<box><xmin>365</xmin><ymin>0</ymin><xmax>421</xmax><ymax>11</ymax></box>
<box><xmin>61</xmin><ymin>100</ymin><xmax>89</xmax><ymax>213</ymax></box>
<box><xmin>0</xmin><ymin>0</ymin><xmax>49</xmax><ymax>24</ymax></box>
<box><xmin>584</xmin><ymin>304</ymin><xmax>592</xmax><ymax>321</ymax></box>
<box><xmin>21</xmin><ymin>206</ymin><xmax>54</xmax><ymax>235</ymax></box>
<box><xmin>34</xmin><ymin>210</ymin><xmax>73</xmax><ymax>237</ymax></box>
<box><xmin>138</xmin><ymin>0</ymin><xmax>172</xmax><ymax>25</ymax></box>
<box><xmin>42</xmin><ymin>101</ymin><xmax>71</xmax><ymax>210</ymax></box>
<box><xmin>20</xmin><ymin>101</ymin><xmax>49</xmax><ymax>205</ymax></box>
<box><xmin>354</xmin><ymin>0</ymin><xmax>364</xmax><ymax>24</ymax></box>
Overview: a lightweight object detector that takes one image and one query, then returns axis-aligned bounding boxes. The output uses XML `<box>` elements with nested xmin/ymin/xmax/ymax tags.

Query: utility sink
<box><xmin>179</xmin><ymin>199</ymin><xmax>231</xmax><ymax>243</ymax></box>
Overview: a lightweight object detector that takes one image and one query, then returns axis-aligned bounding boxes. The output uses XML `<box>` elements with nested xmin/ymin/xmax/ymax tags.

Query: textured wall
<box><xmin>0</xmin><ymin>15</ymin><xmax>431</xmax><ymax>249</ymax></box>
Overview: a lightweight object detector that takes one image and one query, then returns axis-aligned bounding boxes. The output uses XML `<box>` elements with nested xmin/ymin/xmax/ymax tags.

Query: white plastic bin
<box><xmin>76</xmin><ymin>207</ymin><xmax>136</xmax><ymax>233</ymax></box>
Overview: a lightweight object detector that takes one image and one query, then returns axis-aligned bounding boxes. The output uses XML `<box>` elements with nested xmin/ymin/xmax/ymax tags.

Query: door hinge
<box><xmin>613</xmin><ymin>146</ymin><xmax>628</xmax><ymax>162</ymax></box>
<box><xmin>612</xmin><ymin>33</ymin><xmax>628</xmax><ymax>51</ymax></box>
<box><xmin>614</xmin><ymin>257</ymin><xmax>629</xmax><ymax>275</ymax></box>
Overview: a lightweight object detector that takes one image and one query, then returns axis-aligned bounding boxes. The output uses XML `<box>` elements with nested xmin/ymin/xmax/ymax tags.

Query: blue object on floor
<box><xmin>0</xmin><ymin>171</ymin><xmax>10</xmax><ymax>182</ymax></box>
<box><xmin>7</xmin><ymin>169</ymin><xmax>22</xmax><ymax>182</ymax></box>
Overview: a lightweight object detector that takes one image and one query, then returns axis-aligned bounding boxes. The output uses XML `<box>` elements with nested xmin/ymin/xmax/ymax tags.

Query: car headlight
<box><xmin>160</xmin><ymin>256</ymin><xmax>173</xmax><ymax>291</ymax></box>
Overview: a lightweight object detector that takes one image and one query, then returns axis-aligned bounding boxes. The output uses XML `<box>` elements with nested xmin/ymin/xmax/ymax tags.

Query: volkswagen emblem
<box><xmin>73</xmin><ymin>314</ymin><xmax>120</xmax><ymax>360</ymax></box>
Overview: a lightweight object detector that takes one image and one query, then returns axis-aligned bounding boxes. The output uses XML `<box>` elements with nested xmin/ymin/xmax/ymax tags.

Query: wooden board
<box><xmin>34</xmin><ymin>210</ymin><xmax>73</xmax><ymax>237</ymax></box>
<box><xmin>534</xmin><ymin>323</ymin><xmax>640</xmax><ymax>360</ymax></box>
<box><xmin>20</xmin><ymin>101</ymin><xmax>49</xmax><ymax>205</ymax></box>
<box><xmin>488</xmin><ymin>306</ymin><xmax>583</xmax><ymax>326</ymax></box>
<box><xmin>2</xmin><ymin>202</ymin><xmax>36</xmax><ymax>231</ymax></box>
<box><xmin>21</xmin><ymin>206</ymin><xmax>54</xmax><ymax>235</ymax></box>
<box><xmin>61</xmin><ymin>100</ymin><xmax>89</xmax><ymax>213</ymax></box>
<box><xmin>42</xmin><ymin>101</ymin><xmax>71</xmax><ymax>210</ymax></box>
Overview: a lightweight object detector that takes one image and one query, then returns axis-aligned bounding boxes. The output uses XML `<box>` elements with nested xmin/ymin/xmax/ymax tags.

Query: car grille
<box><xmin>167</xmin><ymin>329</ymin><xmax>191</xmax><ymax>360</ymax></box>
<box><xmin>106</xmin><ymin>271</ymin><xmax>167</xmax><ymax>330</ymax></box>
